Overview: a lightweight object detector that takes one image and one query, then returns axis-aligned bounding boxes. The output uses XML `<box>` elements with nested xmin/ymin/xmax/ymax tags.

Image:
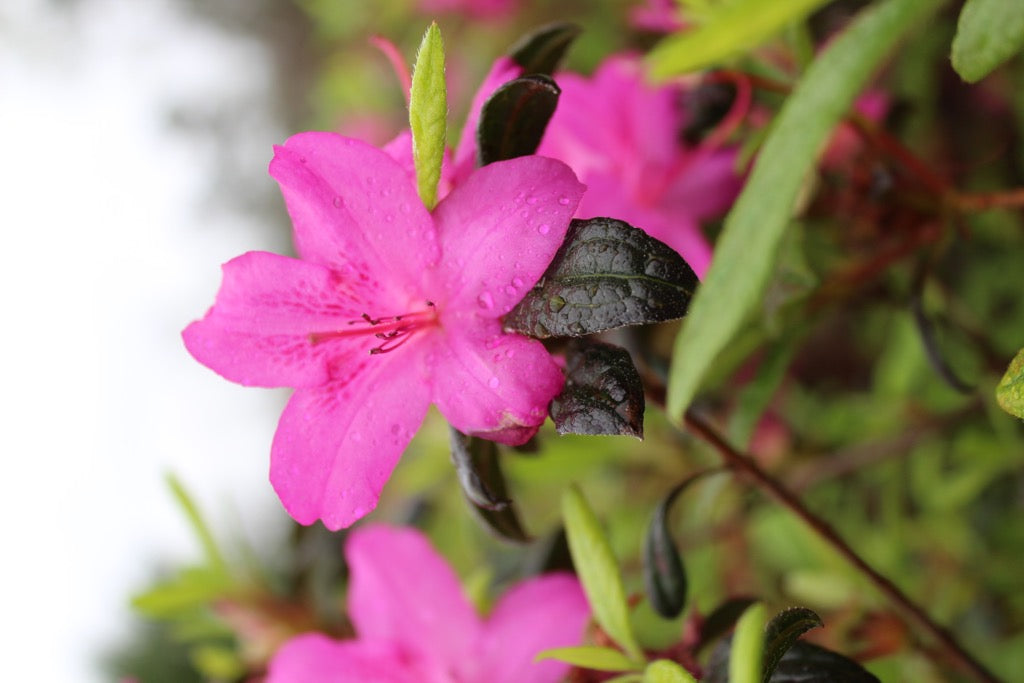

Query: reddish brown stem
<box><xmin>681</xmin><ymin>409</ymin><xmax>1001</xmax><ymax>683</ymax></box>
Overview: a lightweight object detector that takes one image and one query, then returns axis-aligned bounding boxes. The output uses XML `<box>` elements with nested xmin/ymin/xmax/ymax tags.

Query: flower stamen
<box><xmin>309</xmin><ymin>301</ymin><xmax>438</xmax><ymax>355</ymax></box>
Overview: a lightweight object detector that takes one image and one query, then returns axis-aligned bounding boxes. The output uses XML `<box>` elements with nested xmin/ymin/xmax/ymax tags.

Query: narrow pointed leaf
<box><xmin>506</xmin><ymin>218</ymin><xmax>699</xmax><ymax>339</ymax></box>
<box><xmin>951</xmin><ymin>0</ymin><xmax>1024</xmax><ymax>83</ymax></box>
<box><xmin>762</xmin><ymin>607</ymin><xmax>823</xmax><ymax>683</ymax></box>
<box><xmin>409</xmin><ymin>22</ymin><xmax>446</xmax><ymax>210</ymax></box>
<box><xmin>644</xmin><ymin>470</ymin><xmax>724</xmax><ymax>619</ymax></box>
<box><xmin>449</xmin><ymin>428</ymin><xmax>530</xmax><ymax>542</ymax></box>
<box><xmin>535</xmin><ymin>645</ymin><xmax>640</xmax><ymax>672</ymax></box>
<box><xmin>562</xmin><ymin>485</ymin><xmax>645</xmax><ymax>663</ymax></box>
<box><xmin>647</xmin><ymin>0</ymin><xmax>831</xmax><ymax>78</ymax></box>
<box><xmin>666</xmin><ymin>0</ymin><xmax>941</xmax><ymax>419</ymax></box>
<box><xmin>552</xmin><ymin>341</ymin><xmax>645</xmax><ymax>438</ymax></box>
<box><xmin>166</xmin><ymin>473</ymin><xmax>227</xmax><ymax>574</ymax></box>
<box><xmin>729</xmin><ymin>602</ymin><xmax>766</xmax><ymax>683</ymax></box>
<box><xmin>477</xmin><ymin>75</ymin><xmax>560</xmax><ymax>166</ymax></box>
<box><xmin>996</xmin><ymin>348</ymin><xmax>1024</xmax><ymax>419</ymax></box>
<box><xmin>508</xmin><ymin>22</ymin><xmax>582</xmax><ymax>75</ymax></box>
<box><xmin>644</xmin><ymin>660</ymin><xmax>699</xmax><ymax>683</ymax></box>
<box><xmin>696</xmin><ymin>597</ymin><xmax>758</xmax><ymax>654</ymax></box>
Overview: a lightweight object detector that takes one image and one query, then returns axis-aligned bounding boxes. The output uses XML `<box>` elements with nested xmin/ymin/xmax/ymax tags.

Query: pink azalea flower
<box><xmin>267</xmin><ymin>524</ymin><xmax>591</xmax><ymax>682</ymax></box>
<box><xmin>537</xmin><ymin>55</ymin><xmax>744</xmax><ymax>279</ymax></box>
<box><xmin>183</xmin><ymin>132</ymin><xmax>584</xmax><ymax>529</ymax></box>
<box><xmin>630</xmin><ymin>0</ymin><xmax>686</xmax><ymax>33</ymax></box>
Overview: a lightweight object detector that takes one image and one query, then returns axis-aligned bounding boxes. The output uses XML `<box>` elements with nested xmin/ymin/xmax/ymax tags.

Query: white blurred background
<box><xmin>1</xmin><ymin>0</ymin><xmax>299</xmax><ymax>678</ymax></box>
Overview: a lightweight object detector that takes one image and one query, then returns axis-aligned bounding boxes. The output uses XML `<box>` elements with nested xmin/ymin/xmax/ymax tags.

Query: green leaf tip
<box><xmin>409</xmin><ymin>22</ymin><xmax>447</xmax><ymax>210</ymax></box>
<box><xmin>996</xmin><ymin>348</ymin><xmax>1024</xmax><ymax>420</ymax></box>
<box><xmin>951</xmin><ymin>0</ymin><xmax>1024</xmax><ymax>83</ymax></box>
<box><xmin>665</xmin><ymin>0</ymin><xmax>940</xmax><ymax>420</ymax></box>
<box><xmin>562</xmin><ymin>484</ymin><xmax>645</xmax><ymax>663</ymax></box>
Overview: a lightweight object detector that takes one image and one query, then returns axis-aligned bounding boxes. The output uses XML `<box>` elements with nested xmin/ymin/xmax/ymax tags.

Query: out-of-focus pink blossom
<box><xmin>418</xmin><ymin>0</ymin><xmax>519</xmax><ymax>19</ymax></box>
<box><xmin>267</xmin><ymin>524</ymin><xmax>590</xmax><ymax>682</ymax></box>
<box><xmin>630</xmin><ymin>0</ymin><xmax>686</xmax><ymax>33</ymax></box>
<box><xmin>183</xmin><ymin>132</ymin><xmax>583</xmax><ymax>529</ymax></box>
<box><xmin>538</xmin><ymin>55</ymin><xmax>744</xmax><ymax>278</ymax></box>
<box><xmin>822</xmin><ymin>90</ymin><xmax>890</xmax><ymax>169</ymax></box>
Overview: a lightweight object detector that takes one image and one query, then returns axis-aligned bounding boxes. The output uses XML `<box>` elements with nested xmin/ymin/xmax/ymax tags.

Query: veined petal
<box><xmin>346</xmin><ymin>525</ymin><xmax>481</xmax><ymax>677</ymax></box>
<box><xmin>269</xmin><ymin>132</ymin><xmax>441</xmax><ymax>295</ymax></box>
<box><xmin>433</xmin><ymin>156</ymin><xmax>584</xmax><ymax>317</ymax></box>
<box><xmin>270</xmin><ymin>347</ymin><xmax>431</xmax><ymax>530</ymax></box>
<box><xmin>451</xmin><ymin>56</ymin><xmax>522</xmax><ymax>184</ymax></box>
<box><xmin>266</xmin><ymin>634</ymin><xmax>420</xmax><ymax>683</ymax></box>
<box><xmin>182</xmin><ymin>251</ymin><xmax>379</xmax><ymax>388</ymax></box>
<box><xmin>431</xmin><ymin>319</ymin><xmax>563</xmax><ymax>445</ymax></box>
<box><xmin>476</xmin><ymin>573</ymin><xmax>590</xmax><ymax>683</ymax></box>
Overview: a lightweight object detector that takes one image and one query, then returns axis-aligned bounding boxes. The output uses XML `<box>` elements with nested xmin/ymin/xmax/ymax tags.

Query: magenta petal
<box><xmin>266</xmin><ymin>634</ymin><xmax>419</xmax><ymax>683</ymax></box>
<box><xmin>346</xmin><ymin>525</ymin><xmax>481</xmax><ymax>676</ymax></box>
<box><xmin>270</xmin><ymin>349</ymin><xmax>431</xmax><ymax>529</ymax></box>
<box><xmin>433</xmin><ymin>156</ymin><xmax>584</xmax><ymax>317</ymax></box>
<box><xmin>269</xmin><ymin>132</ymin><xmax>440</xmax><ymax>289</ymax></box>
<box><xmin>182</xmin><ymin>251</ymin><xmax>379</xmax><ymax>388</ymax></box>
<box><xmin>451</xmin><ymin>56</ymin><xmax>522</xmax><ymax>184</ymax></box>
<box><xmin>431</xmin><ymin>319</ymin><xmax>563</xmax><ymax>445</ymax></box>
<box><xmin>663</xmin><ymin>148</ymin><xmax>743</xmax><ymax>222</ymax></box>
<box><xmin>478</xmin><ymin>573</ymin><xmax>590</xmax><ymax>683</ymax></box>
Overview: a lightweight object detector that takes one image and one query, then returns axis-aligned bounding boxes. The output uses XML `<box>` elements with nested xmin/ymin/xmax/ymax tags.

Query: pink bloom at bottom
<box><xmin>267</xmin><ymin>525</ymin><xmax>590</xmax><ymax>683</ymax></box>
<box><xmin>183</xmin><ymin>133</ymin><xmax>583</xmax><ymax>530</ymax></box>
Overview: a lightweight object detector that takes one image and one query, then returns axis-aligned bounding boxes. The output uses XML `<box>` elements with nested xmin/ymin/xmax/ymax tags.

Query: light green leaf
<box><xmin>996</xmin><ymin>348</ymin><xmax>1024</xmax><ymax>419</ymax></box>
<box><xmin>166</xmin><ymin>473</ymin><xmax>227</xmax><ymax>574</ymax></box>
<box><xmin>562</xmin><ymin>485</ymin><xmax>645</xmax><ymax>663</ymax></box>
<box><xmin>665</xmin><ymin>0</ymin><xmax>941</xmax><ymax>419</ymax></box>
<box><xmin>644</xmin><ymin>659</ymin><xmax>699</xmax><ymax>683</ymax></box>
<box><xmin>536</xmin><ymin>645</ymin><xmax>640</xmax><ymax>672</ymax></box>
<box><xmin>409</xmin><ymin>22</ymin><xmax>446</xmax><ymax>210</ymax></box>
<box><xmin>729</xmin><ymin>602</ymin><xmax>767</xmax><ymax>683</ymax></box>
<box><xmin>951</xmin><ymin>0</ymin><xmax>1024</xmax><ymax>83</ymax></box>
<box><xmin>648</xmin><ymin>0</ymin><xmax>830</xmax><ymax>78</ymax></box>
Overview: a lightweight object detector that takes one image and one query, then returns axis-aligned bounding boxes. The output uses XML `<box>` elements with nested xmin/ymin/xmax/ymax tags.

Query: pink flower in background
<box><xmin>538</xmin><ymin>55</ymin><xmax>744</xmax><ymax>278</ymax></box>
<box><xmin>630</xmin><ymin>0</ymin><xmax>686</xmax><ymax>33</ymax></box>
<box><xmin>267</xmin><ymin>524</ymin><xmax>591</xmax><ymax>683</ymax></box>
<box><xmin>183</xmin><ymin>132</ymin><xmax>583</xmax><ymax>529</ymax></box>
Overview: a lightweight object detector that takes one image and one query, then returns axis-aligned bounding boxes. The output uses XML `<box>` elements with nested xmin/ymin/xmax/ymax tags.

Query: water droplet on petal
<box><xmin>477</xmin><ymin>292</ymin><xmax>495</xmax><ymax>310</ymax></box>
<box><xmin>512</xmin><ymin>277</ymin><xmax>524</xmax><ymax>288</ymax></box>
<box><xmin>526</xmin><ymin>195</ymin><xmax>539</xmax><ymax>205</ymax></box>
<box><xmin>332</xmin><ymin>196</ymin><xmax>344</xmax><ymax>208</ymax></box>
<box><xmin>390</xmin><ymin>423</ymin><xmax>401</xmax><ymax>435</ymax></box>
<box><xmin>537</xmin><ymin>223</ymin><xmax>551</xmax><ymax>235</ymax></box>
<box><xmin>558</xmin><ymin>196</ymin><xmax>570</xmax><ymax>205</ymax></box>
<box><xmin>520</xmin><ymin>209</ymin><xmax>530</xmax><ymax>218</ymax></box>
<box><xmin>488</xmin><ymin>376</ymin><xmax>500</xmax><ymax>389</ymax></box>
<box><xmin>504</xmin><ymin>285</ymin><xmax>517</xmax><ymax>296</ymax></box>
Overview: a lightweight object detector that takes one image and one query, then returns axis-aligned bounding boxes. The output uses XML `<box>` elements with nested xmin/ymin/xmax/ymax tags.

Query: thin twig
<box><xmin>680</xmin><ymin>408</ymin><xmax>1001</xmax><ymax>683</ymax></box>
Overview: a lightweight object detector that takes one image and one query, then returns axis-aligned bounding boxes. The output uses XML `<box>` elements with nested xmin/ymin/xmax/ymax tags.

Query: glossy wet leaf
<box><xmin>951</xmin><ymin>0</ymin><xmax>1024</xmax><ymax>82</ymax></box>
<box><xmin>551</xmin><ymin>341</ymin><xmax>645</xmax><ymax>438</ymax></box>
<box><xmin>508</xmin><ymin>22</ymin><xmax>581</xmax><ymax>75</ymax></box>
<box><xmin>996</xmin><ymin>348</ymin><xmax>1024</xmax><ymax>419</ymax></box>
<box><xmin>409</xmin><ymin>22</ymin><xmax>446</xmax><ymax>210</ymax></box>
<box><xmin>477</xmin><ymin>75</ymin><xmax>560</xmax><ymax>166</ymax></box>
<box><xmin>666</xmin><ymin>0</ymin><xmax>940</xmax><ymax>419</ymax></box>
<box><xmin>762</xmin><ymin>607</ymin><xmax>823</xmax><ymax>682</ymax></box>
<box><xmin>562</xmin><ymin>485</ymin><xmax>645</xmax><ymax>663</ymax></box>
<box><xmin>506</xmin><ymin>218</ymin><xmax>699</xmax><ymax>339</ymax></box>
<box><xmin>449</xmin><ymin>428</ymin><xmax>530</xmax><ymax>542</ymax></box>
<box><xmin>535</xmin><ymin>645</ymin><xmax>639</xmax><ymax>672</ymax></box>
<box><xmin>706</xmin><ymin>639</ymin><xmax>880</xmax><ymax>683</ymax></box>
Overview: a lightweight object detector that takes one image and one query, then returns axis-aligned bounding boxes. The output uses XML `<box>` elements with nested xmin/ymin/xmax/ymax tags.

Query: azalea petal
<box><xmin>182</xmin><ymin>251</ymin><xmax>383</xmax><ymax>388</ymax></box>
<box><xmin>477</xmin><ymin>573</ymin><xmax>590</xmax><ymax>683</ymax></box>
<box><xmin>433</xmin><ymin>156</ymin><xmax>584</xmax><ymax>317</ymax></box>
<box><xmin>270</xmin><ymin>347</ymin><xmax>431</xmax><ymax>530</ymax></box>
<box><xmin>451</xmin><ymin>56</ymin><xmax>522</xmax><ymax>184</ymax></box>
<box><xmin>662</xmin><ymin>147</ymin><xmax>743</xmax><ymax>222</ymax></box>
<box><xmin>266</xmin><ymin>634</ymin><xmax>420</xmax><ymax>683</ymax></box>
<box><xmin>431</xmin><ymin>319</ymin><xmax>563</xmax><ymax>445</ymax></box>
<box><xmin>269</xmin><ymin>132</ymin><xmax>441</xmax><ymax>293</ymax></box>
<box><xmin>383</xmin><ymin>130</ymin><xmax>456</xmax><ymax>201</ymax></box>
<box><xmin>346</xmin><ymin>525</ymin><xmax>481</xmax><ymax>675</ymax></box>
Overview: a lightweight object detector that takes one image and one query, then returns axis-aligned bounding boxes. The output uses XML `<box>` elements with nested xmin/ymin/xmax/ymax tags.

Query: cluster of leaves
<box><xmin>114</xmin><ymin>0</ymin><xmax>1024</xmax><ymax>681</ymax></box>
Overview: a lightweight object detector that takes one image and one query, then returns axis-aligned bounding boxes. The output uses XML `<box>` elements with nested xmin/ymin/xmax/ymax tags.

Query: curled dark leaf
<box><xmin>762</xmin><ymin>607</ymin><xmax>824</xmax><ymax>683</ymax></box>
<box><xmin>551</xmin><ymin>340</ymin><xmax>645</xmax><ymax>438</ymax></box>
<box><xmin>507</xmin><ymin>22</ymin><xmax>581</xmax><ymax>75</ymax></box>
<box><xmin>448</xmin><ymin>427</ymin><xmax>530</xmax><ymax>543</ymax></box>
<box><xmin>705</xmin><ymin>638</ymin><xmax>880</xmax><ymax>683</ymax></box>
<box><xmin>477</xmin><ymin>75</ymin><xmax>560</xmax><ymax>166</ymax></box>
<box><xmin>504</xmin><ymin>217</ymin><xmax>699</xmax><ymax>339</ymax></box>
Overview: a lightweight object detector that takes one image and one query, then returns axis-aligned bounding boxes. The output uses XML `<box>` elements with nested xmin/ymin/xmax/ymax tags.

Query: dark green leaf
<box><xmin>508</xmin><ymin>22</ymin><xmax>581</xmax><ymax>75</ymax></box>
<box><xmin>477</xmin><ymin>75</ymin><xmax>560</xmax><ymax>166</ymax></box>
<box><xmin>696</xmin><ymin>597</ymin><xmax>758</xmax><ymax>654</ymax></box>
<box><xmin>644</xmin><ymin>470</ymin><xmax>726</xmax><ymax>619</ymax></box>
<box><xmin>666</xmin><ymin>0</ymin><xmax>941</xmax><ymax>418</ymax></box>
<box><xmin>505</xmin><ymin>218</ymin><xmax>699</xmax><ymax>339</ymax></box>
<box><xmin>762</xmin><ymin>607</ymin><xmax>824</xmax><ymax>683</ymax></box>
<box><xmin>552</xmin><ymin>341</ymin><xmax>645</xmax><ymax>438</ymax></box>
<box><xmin>705</xmin><ymin>638</ymin><xmax>880</xmax><ymax>683</ymax></box>
<box><xmin>449</xmin><ymin>428</ymin><xmax>530</xmax><ymax>542</ymax></box>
